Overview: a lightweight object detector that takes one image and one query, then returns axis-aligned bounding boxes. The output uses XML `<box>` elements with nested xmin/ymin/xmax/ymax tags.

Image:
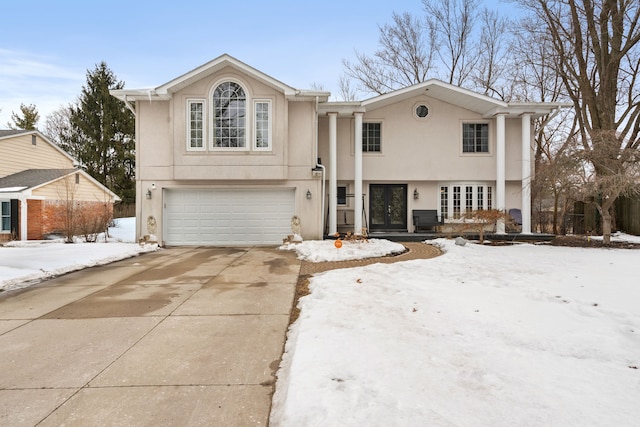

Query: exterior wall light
<box><xmin>413</xmin><ymin>188</ymin><xmax>419</xmax><ymax>200</ymax></box>
<box><xmin>306</xmin><ymin>190</ymin><xmax>312</xmax><ymax>200</ymax></box>
<box><xmin>146</xmin><ymin>189</ymin><xmax>152</xmax><ymax>199</ymax></box>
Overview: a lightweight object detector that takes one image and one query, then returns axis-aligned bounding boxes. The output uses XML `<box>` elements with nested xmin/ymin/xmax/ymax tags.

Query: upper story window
<box><xmin>462</xmin><ymin>123</ymin><xmax>489</xmax><ymax>153</ymax></box>
<box><xmin>212</xmin><ymin>82</ymin><xmax>246</xmax><ymax>149</ymax></box>
<box><xmin>362</xmin><ymin>122</ymin><xmax>381</xmax><ymax>152</ymax></box>
<box><xmin>187</xmin><ymin>99</ymin><xmax>205</xmax><ymax>151</ymax></box>
<box><xmin>254</xmin><ymin>100</ymin><xmax>271</xmax><ymax>150</ymax></box>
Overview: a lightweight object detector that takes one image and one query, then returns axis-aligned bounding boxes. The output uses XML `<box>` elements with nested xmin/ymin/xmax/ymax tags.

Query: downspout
<box><xmin>314</xmin><ymin>96</ymin><xmax>326</xmax><ymax>238</ymax></box>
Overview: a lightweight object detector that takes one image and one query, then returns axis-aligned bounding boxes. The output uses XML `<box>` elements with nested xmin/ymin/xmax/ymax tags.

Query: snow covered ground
<box><xmin>272</xmin><ymin>234</ymin><xmax>640</xmax><ymax>426</ymax></box>
<box><xmin>2</xmin><ymin>222</ymin><xmax>639</xmax><ymax>425</ymax></box>
<box><xmin>0</xmin><ymin>218</ymin><xmax>157</xmax><ymax>292</ymax></box>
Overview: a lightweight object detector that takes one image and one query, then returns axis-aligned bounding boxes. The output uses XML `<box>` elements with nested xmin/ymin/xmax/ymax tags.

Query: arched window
<box><xmin>212</xmin><ymin>81</ymin><xmax>246</xmax><ymax>148</ymax></box>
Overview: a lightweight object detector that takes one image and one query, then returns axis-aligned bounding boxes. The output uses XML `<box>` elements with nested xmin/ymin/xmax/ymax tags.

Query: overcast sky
<box><xmin>1</xmin><ymin>0</ymin><xmax>514</xmax><ymax>129</ymax></box>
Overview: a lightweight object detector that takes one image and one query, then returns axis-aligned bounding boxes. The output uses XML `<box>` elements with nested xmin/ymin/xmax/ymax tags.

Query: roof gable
<box><xmin>111</xmin><ymin>54</ymin><xmax>330</xmax><ymax>102</ymax></box>
<box><xmin>320</xmin><ymin>79</ymin><xmax>570</xmax><ymax>118</ymax></box>
<box><xmin>0</xmin><ymin>130</ymin><xmax>77</xmax><ymax>164</ymax></box>
<box><xmin>0</xmin><ymin>169</ymin><xmax>120</xmax><ymax>201</ymax></box>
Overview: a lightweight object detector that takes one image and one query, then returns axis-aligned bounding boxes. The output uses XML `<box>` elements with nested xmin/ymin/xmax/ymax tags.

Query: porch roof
<box><xmin>318</xmin><ymin>79</ymin><xmax>570</xmax><ymax>118</ymax></box>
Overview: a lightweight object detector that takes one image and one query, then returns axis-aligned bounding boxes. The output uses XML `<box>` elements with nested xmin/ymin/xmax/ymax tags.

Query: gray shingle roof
<box><xmin>0</xmin><ymin>129</ymin><xmax>32</xmax><ymax>138</ymax></box>
<box><xmin>0</xmin><ymin>169</ymin><xmax>77</xmax><ymax>190</ymax></box>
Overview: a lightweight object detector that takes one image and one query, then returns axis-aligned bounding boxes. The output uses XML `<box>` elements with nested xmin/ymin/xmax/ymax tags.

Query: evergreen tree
<box><xmin>68</xmin><ymin>62</ymin><xmax>135</xmax><ymax>203</ymax></box>
<box><xmin>7</xmin><ymin>103</ymin><xmax>40</xmax><ymax>130</ymax></box>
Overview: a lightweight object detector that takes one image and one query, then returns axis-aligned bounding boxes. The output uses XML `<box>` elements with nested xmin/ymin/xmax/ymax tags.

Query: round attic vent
<box><xmin>415</xmin><ymin>104</ymin><xmax>429</xmax><ymax>118</ymax></box>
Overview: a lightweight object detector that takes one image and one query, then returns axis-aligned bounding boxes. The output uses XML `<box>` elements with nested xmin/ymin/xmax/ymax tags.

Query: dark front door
<box><xmin>369</xmin><ymin>184</ymin><xmax>407</xmax><ymax>231</ymax></box>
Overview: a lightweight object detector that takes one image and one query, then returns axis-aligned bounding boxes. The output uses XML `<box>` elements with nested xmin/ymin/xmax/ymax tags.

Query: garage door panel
<box><xmin>164</xmin><ymin>189</ymin><xmax>295</xmax><ymax>245</ymax></box>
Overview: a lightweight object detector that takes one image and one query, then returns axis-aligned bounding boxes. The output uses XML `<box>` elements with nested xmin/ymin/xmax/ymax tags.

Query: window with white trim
<box><xmin>187</xmin><ymin>99</ymin><xmax>205</xmax><ymax>150</ymax></box>
<box><xmin>212</xmin><ymin>81</ymin><xmax>246</xmax><ymax>149</ymax></box>
<box><xmin>462</xmin><ymin>123</ymin><xmax>489</xmax><ymax>153</ymax></box>
<box><xmin>362</xmin><ymin>122</ymin><xmax>381</xmax><ymax>152</ymax></box>
<box><xmin>1</xmin><ymin>201</ymin><xmax>10</xmax><ymax>233</ymax></box>
<box><xmin>439</xmin><ymin>183</ymin><xmax>493</xmax><ymax>219</ymax></box>
<box><xmin>254</xmin><ymin>100</ymin><xmax>271</xmax><ymax>150</ymax></box>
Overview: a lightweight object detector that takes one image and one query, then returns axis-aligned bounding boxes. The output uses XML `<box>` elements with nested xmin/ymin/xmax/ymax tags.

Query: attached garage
<box><xmin>164</xmin><ymin>188</ymin><xmax>295</xmax><ymax>245</ymax></box>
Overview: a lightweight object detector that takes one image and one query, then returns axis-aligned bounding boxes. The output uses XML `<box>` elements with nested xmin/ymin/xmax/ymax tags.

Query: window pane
<box><xmin>462</xmin><ymin>123</ymin><xmax>488</xmax><ymax>153</ymax></box>
<box><xmin>488</xmin><ymin>186</ymin><xmax>493</xmax><ymax>210</ymax></box>
<box><xmin>440</xmin><ymin>187</ymin><xmax>448</xmax><ymax>219</ymax></box>
<box><xmin>466</xmin><ymin>186</ymin><xmax>473</xmax><ymax>213</ymax></box>
<box><xmin>477</xmin><ymin>186</ymin><xmax>484</xmax><ymax>210</ymax></box>
<box><xmin>213</xmin><ymin>82</ymin><xmax>246</xmax><ymax>148</ymax></box>
<box><xmin>453</xmin><ymin>186</ymin><xmax>461</xmax><ymax>219</ymax></box>
<box><xmin>362</xmin><ymin>122</ymin><xmax>381</xmax><ymax>152</ymax></box>
<box><xmin>255</xmin><ymin>101</ymin><xmax>270</xmax><ymax>149</ymax></box>
<box><xmin>189</xmin><ymin>101</ymin><xmax>204</xmax><ymax>148</ymax></box>
<box><xmin>1</xmin><ymin>201</ymin><xmax>9</xmax><ymax>231</ymax></box>
<box><xmin>337</xmin><ymin>186</ymin><xmax>347</xmax><ymax>205</ymax></box>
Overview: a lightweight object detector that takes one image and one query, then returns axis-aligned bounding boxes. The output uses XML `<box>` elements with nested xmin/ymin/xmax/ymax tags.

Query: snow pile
<box><xmin>0</xmin><ymin>218</ymin><xmax>157</xmax><ymax>291</ymax></box>
<box><xmin>280</xmin><ymin>238</ymin><xmax>406</xmax><ymax>262</ymax></box>
<box><xmin>271</xmin><ymin>239</ymin><xmax>640</xmax><ymax>426</ymax></box>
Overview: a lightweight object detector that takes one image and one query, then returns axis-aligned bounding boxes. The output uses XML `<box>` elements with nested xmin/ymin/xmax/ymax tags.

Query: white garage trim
<box><xmin>164</xmin><ymin>188</ymin><xmax>295</xmax><ymax>245</ymax></box>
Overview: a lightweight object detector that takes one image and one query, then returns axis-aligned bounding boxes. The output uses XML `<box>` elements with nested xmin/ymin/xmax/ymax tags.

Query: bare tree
<box><xmin>516</xmin><ymin>0</ymin><xmax>640</xmax><ymax>244</ymax></box>
<box><xmin>472</xmin><ymin>8</ymin><xmax>512</xmax><ymax>99</ymax></box>
<box><xmin>43</xmin><ymin>105</ymin><xmax>73</xmax><ymax>147</ymax></box>
<box><xmin>343</xmin><ymin>11</ymin><xmax>437</xmax><ymax>95</ymax></box>
<box><xmin>423</xmin><ymin>0</ymin><xmax>478</xmax><ymax>86</ymax></box>
<box><xmin>337</xmin><ymin>74</ymin><xmax>359</xmax><ymax>102</ymax></box>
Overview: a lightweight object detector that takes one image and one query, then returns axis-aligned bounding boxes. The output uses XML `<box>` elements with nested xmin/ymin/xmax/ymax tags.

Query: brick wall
<box><xmin>25</xmin><ymin>200</ymin><xmax>114</xmax><ymax>240</ymax></box>
<box><xmin>27</xmin><ymin>199</ymin><xmax>44</xmax><ymax>240</ymax></box>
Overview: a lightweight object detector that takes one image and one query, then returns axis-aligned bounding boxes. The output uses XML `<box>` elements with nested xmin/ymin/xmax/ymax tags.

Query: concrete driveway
<box><xmin>0</xmin><ymin>246</ymin><xmax>300</xmax><ymax>426</ymax></box>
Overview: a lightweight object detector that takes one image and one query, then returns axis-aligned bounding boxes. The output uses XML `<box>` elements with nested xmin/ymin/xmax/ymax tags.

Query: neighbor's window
<box><xmin>254</xmin><ymin>100</ymin><xmax>271</xmax><ymax>150</ymax></box>
<box><xmin>362</xmin><ymin>122</ymin><xmax>381</xmax><ymax>152</ymax></box>
<box><xmin>212</xmin><ymin>81</ymin><xmax>246</xmax><ymax>149</ymax></box>
<box><xmin>462</xmin><ymin>123</ymin><xmax>489</xmax><ymax>153</ymax></box>
<box><xmin>187</xmin><ymin>99</ymin><xmax>205</xmax><ymax>150</ymax></box>
<box><xmin>1</xmin><ymin>201</ymin><xmax>10</xmax><ymax>232</ymax></box>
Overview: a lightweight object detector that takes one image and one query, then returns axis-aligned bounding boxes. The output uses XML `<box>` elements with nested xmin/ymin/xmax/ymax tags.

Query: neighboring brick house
<box><xmin>0</xmin><ymin>130</ymin><xmax>120</xmax><ymax>242</ymax></box>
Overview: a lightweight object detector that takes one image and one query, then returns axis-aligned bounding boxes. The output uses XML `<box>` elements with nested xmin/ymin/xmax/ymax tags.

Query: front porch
<box><xmin>333</xmin><ymin>231</ymin><xmax>556</xmax><ymax>243</ymax></box>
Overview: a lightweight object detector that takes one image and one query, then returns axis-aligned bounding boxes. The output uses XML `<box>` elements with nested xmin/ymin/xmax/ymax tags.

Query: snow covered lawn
<box><xmin>0</xmin><ymin>218</ymin><xmax>157</xmax><ymax>292</ymax></box>
<box><xmin>272</xmin><ymin>236</ymin><xmax>640</xmax><ymax>426</ymax></box>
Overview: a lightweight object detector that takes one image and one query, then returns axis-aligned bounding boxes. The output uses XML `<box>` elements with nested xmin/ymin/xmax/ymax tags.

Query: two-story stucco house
<box><xmin>111</xmin><ymin>54</ymin><xmax>566</xmax><ymax>246</ymax></box>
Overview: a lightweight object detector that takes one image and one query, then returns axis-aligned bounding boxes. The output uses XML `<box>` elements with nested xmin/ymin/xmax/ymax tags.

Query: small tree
<box><xmin>461</xmin><ymin>209</ymin><xmax>508</xmax><ymax>243</ymax></box>
<box><xmin>7</xmin><ymin>103</ymin><xmax>39</xmax><ymax>130</ymax></box>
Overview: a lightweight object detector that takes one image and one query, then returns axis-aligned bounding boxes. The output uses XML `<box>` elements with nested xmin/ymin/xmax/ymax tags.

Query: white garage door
<box><xmin>164</xmin><ymin>188</ymin><xmax>295</xmax><ymax>245</ymax></box>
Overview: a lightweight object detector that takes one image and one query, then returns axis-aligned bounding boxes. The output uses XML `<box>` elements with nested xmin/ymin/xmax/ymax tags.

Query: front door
<box><xmin>369</xmin><ymin>184</ymin><xmax>407</xmax><ymax>231</ymax></box>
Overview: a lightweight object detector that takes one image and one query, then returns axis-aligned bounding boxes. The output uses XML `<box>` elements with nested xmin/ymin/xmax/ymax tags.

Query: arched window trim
<box><xmin>209</xmin><ymin>79</ymin><xmax>249</xmax><ymax>151</ymax></box>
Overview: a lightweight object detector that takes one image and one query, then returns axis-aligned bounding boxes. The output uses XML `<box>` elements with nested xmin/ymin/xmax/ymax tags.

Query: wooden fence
<box><xmin>113</xmin><ymin>203</ymin><xmax>135</xmax><ymax>219</ymax></box>
<box><xmin>616</xmin><ymin>196</ymin><xmax>640</xmax><ymax>236</ymax></box>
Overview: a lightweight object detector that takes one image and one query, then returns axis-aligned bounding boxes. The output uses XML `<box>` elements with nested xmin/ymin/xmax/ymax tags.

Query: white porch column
<box><xmin>521</xmin><ymin>114</ymin><xmax>532</xmax><ymax>234</ymax></box>
<box><xmin>328</xmin><ymin>112</ymin><xmax>338</xmax><ymax>235</ymax></box>
<box><xmin>496</xmin><ymin>113</ymin><xmax>506</xmax><ymax>234</ymax></box>
<box><xmin>353</xmin><ymin>112</ymin><xmax>363</xmax><ymax>235</ymax></box>
<box><xmin>20</xmin><ymin>197</ymin><xmax>27</xmax><ymax>241</ymax></box>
